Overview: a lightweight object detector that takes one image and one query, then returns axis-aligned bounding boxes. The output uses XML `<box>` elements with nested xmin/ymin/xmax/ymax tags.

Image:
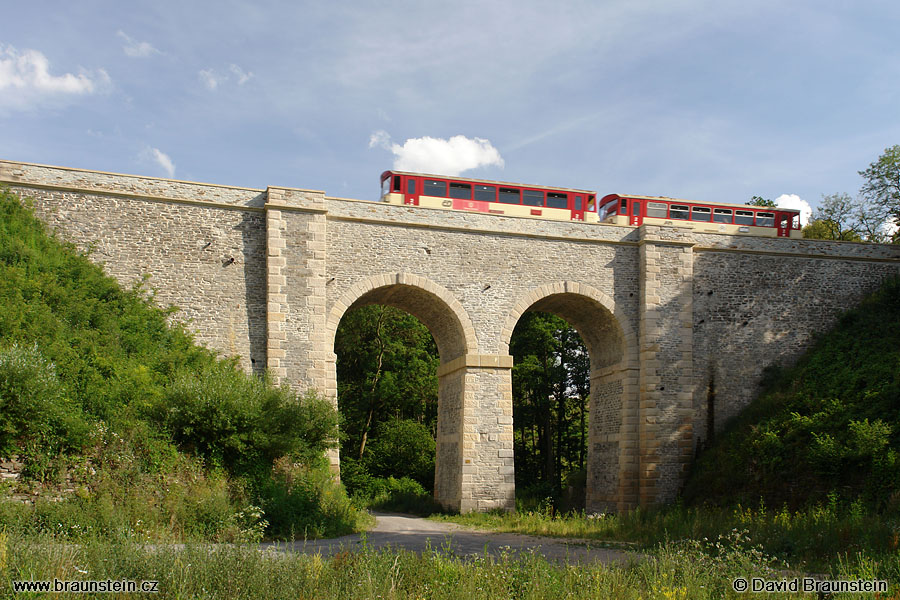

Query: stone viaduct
<box><xmin>3</xmin><ymin>159</ymin><xmax>899</xmax><ymax>513</ymax></box>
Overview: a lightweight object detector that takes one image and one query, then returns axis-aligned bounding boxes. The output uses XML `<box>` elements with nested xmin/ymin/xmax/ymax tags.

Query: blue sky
<box><xmin>3</xmin><ymin>1</ymin><xmax>899</xmax><ymax>222</ymax></box>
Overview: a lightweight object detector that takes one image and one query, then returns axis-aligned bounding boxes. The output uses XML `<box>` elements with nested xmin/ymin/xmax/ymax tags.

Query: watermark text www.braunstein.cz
<box><xmin>13</xmin><ymin>578</ymin><xmax>159</xmax><ymax>593</ymax></box>
<box><xmin>733</xmin><ymin>577</ymin><xmax>888</xmax><ymax>594</ymax></box>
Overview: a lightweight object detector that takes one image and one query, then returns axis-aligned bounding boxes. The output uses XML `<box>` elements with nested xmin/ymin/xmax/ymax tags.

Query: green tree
<box><xmin>859</xmin><ymin>145</ymin><xmax>900</xmax><ymax>234</ymax></box>
<box><xmin>334</xmin><ymin>305</ymin><xmax>438</xmax><ymax>468</ymax></box>
<box><xmin>510</xmin><ymin>312</ymin><xmax>589</xmax><ymax>505</ymax></box>
<box><xmin>364</xmin><ymin>418</ymin><xmax>436</xmax><ymax>488</ymax></box>
<box><xmin>746</xmin><ymin>196</ymin><xmax>777</xmax><ymax>208</ymax></box>
<box><xmin>802</xmin><ymin>193</ymin><xmax>864</xmax><ymax>241</ymax></box>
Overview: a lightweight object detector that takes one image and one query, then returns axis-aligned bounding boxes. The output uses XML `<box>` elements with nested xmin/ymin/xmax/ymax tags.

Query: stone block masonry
<box><xmin>3</xmin><ymin>159</ymin><xmax>900</xmax><ymax>512</ymax></box>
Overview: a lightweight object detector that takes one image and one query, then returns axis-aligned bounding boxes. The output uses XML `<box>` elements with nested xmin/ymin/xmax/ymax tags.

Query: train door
<box><xmin>404</xmin><ymin>177</ymin><xmax>418</xmax><ymax>205</ymax></box>
<box><xmin>572</xmin><ymin>194</ymin><xmax>585</xmax><ymax>220</ymax></box>
<box><xmin>776</xmin><ymin>212</ymin><xmax>790</xmax><ymax>237</ymax></box>
<box><xmin>630</xmin><ymin>199</ymin><xmax>643</xmax><ymax>226</ymax></box>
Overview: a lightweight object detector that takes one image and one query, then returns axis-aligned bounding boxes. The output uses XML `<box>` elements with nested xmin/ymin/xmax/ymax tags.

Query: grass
<box><xmin>0</xmin><ymin>528</ymin><xmax>861</xmax><ymax>600</ymax></box>
<box><xmin>434</xmin><ymin>500</ymin><xmax>900</xmax><ymax>576</ymax></box>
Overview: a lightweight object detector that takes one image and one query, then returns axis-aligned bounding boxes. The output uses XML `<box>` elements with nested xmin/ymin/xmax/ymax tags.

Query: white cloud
<box><xmin>229</xmin><ymin>64</ymin><xmax>253</xmax><ymax>85</ymax></box>
<box><xmin>200</xmin><ymin>64</ymin><xmax>253</xmax><ymax>91</ymax></box>
<box><xmin>0</xmin><ymin>45</ymin><xmax>109</xmax><ymax>112</ymax></box>
<box><xmin>369</xmin><ymin>131</ymin><xmax>504</xmax><ymax>176</ymax></box>
<box><xmin>775</xmin><ymin>194</ymin><xmax>812</xmax><ymax>226</ymax></box>
<box><xmin>142</xmin><ymin>147</ymin><xmax>175</xmax><ymax>178</ymax></box>
<box><xmin>116</xmin><ymin>31</ymin><xmax>160</xmax><ymax>58</ymax></box>
<box><xmin>199</xmin><ymin>69</ymin><xmax>222</xmax><ymax>91</ymax></box>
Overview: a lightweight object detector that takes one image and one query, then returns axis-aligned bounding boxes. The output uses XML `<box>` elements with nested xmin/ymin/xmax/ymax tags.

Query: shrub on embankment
<box><xmin>0</xmin><ymin>187</ymin><xmax>368</xmax><ymax>540</ymax></box>
<box><xmin>683</xmin><ymin>276</ymin><xmax>900</xmax><ymax>511</ymax></box>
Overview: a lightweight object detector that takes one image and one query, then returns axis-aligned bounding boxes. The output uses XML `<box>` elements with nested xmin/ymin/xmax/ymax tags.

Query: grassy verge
<box><xmin>434</xmin><ymin>501</ymin><xmax>900</xmax><ymax>575</ymax></box>
<box><xmin>6</xmin><ymin>529</ymin><xmax>889</xmax><ymax>600</ymax></box>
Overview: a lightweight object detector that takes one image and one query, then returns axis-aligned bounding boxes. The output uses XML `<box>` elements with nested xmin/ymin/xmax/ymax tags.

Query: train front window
<box><xmin>498</xmin><ymin>187</ymin><xmax>520</xmax><ymax>204</ymax></box>
<box><xmin>546</xmin><ymin>192</ymin><xmax>567</xmax><ymax>209</ymax></box>
<box><xmin>381</xmin><ymin>177</ymin><xmax>391</xmax><ymax>197</ymax></box>
<box><xmin>407</xmin><ymin>179</ymin><xmax>416</xmax><ymax>195</ymax></box>
<box><xmin>713</xmin><ymin>208</ymin><xmax>732</xmax><ymax>223</ymax></box>
<box><xmin>424</xmin><ymin>179</ymin><xmax>447</xmax><ymax>197</ymax></box>
<box><xmin>598</xmin><ymin>201</ymin><xmax>616</xmax><ymax>221</ymax></box>
<box><xmin>756</xmin><ymin>212</ymin><xmax>775</xmax><ymax>227</ymax></box>
<box><xmin>670</xmin><ymin>205</ymin><xmax>689</xmax><ymax>220</ymax></box>
<box><xmin>691</xmin><ymin>206</ymin><xmax>712</xmax><ymax>222</ymax></box>
<box><xmin>792</xmin><ymin>214</ymin><xmax>800</xmax><ymax>229</ymax></box>
<box><xmin>474</xmin><ymin>185</ymin><xmax>495</xmax><ymax>202</ymax></box>
<box><xmin>523</xmin><ymin>189</ymin><xmax>544</xmax><ymax>206</ymax></box>
<box><xmin>449</xmin><ymin>182</ymin><xmax>472</xmax><ymax>200</ymax></box>
<box><xmin>735</xmin><ymin>210</ymin><xmax>754</xmax><ymax>225</ymax></box>
<box><xmin>647</xmin><ymin>202</ymin><xmax>667</xmax><ymax>218</ymax></box>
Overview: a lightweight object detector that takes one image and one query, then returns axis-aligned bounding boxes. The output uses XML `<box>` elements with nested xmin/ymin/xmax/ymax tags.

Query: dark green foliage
<box><xmin>0</xmin><ymin>187</ymin><xmax>218</xmax><ymax>428</ymax></box>
<box><xmin>363</xmin><ymin>418</ymin><xmax>435</xmax><ymax>488</ymax></box>
<box><xmin>147</xmin><ymin>364</ymin><xmax>338</xmax><ymax>481</ymax></box>
<box><xmin>258</xmin><ymin>459</ymin><xmax>368</xmax><ymax>539</ymax></box>
<box><xmin>335</xmin><ymin>305</ymin><xmax>439</xmax><ymax>465</ymax></box>
<box><xmin>685</xmin><ymin>277</ymin><xmax>900</xmax><ymax>510</ymax></box>
<box><xmin>335</xmin><ymin>305</ymin><xmax>439</xmax><ymax>503</ymax></box>
<box><xmin>0</xmin><ymin>343</ymin><xmax>91</xmax><ymax>455</ymax></box>
<box><xmin>511</xmin><ymin>312</ymin><xmax>589</xmax><ymax>509</ymax></box>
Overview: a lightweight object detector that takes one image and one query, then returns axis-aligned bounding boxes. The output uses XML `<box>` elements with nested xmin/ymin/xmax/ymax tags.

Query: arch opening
<box><xmin>334</xmin><ymin>304</ymin><xmax>439</xmax><ymax>506</ymax></box>
<box><xmin>326</xmin><ymin>275</ymin><xmax>478</xmax><ymax>511</ymax></box>
<box><xmin>503</xmin><ymin>285</ymin><xmax>638</xmax><ymax>513</ymax></box>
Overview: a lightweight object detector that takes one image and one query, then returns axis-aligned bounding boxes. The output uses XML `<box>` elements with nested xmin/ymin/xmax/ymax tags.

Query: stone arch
<box><xmin>325</xmin><ymin>272</ymin><xmax>481</xmax><ymax>511</ymax></box>
<box><xmin>501</xmin><ymin>281</ymin><xmax>640</xmax><ymax>512</ymax></box>
<box><xmin>500</xmin><ymin>281</ymin><xmax>638</xmax><ymax>369</ymax></box>
<box><xmin>326</xmin><ymin>272</ymin><xmax>477</xmax><ymax>365</ymax></box>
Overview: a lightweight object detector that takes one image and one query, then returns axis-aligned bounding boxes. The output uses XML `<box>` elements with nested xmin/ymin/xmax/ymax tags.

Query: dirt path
<box><xmin>260</xmin><ymin>512</ymin><xmax>641</xmax><ymax>565</ymax></box>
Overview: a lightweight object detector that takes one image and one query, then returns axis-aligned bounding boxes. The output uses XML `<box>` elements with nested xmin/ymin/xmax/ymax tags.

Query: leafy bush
<box><xmin>0</xmin><ymin>343</ymin><xmax>91</xmax><ymax>456</ymax></box>
<box><xmin>258</xmin><ymin>457</ymin><xmax>369</xmax><ymax>539</ymax></box>
<box><xmin>363</xmin><ymin>418</ymin><xmax>435</xmax><ymax>489</ymax></box>
<box><xmin>147</xmin><ymin>364</ymin><xmax>338</xmax><ymax>481</ymax></box>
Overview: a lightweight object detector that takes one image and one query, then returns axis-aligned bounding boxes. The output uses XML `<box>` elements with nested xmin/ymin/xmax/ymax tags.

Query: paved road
<box><xmin>261</xmin><ymin>512</ymin><xmax>641</xmax><ymax>565</ymax></box>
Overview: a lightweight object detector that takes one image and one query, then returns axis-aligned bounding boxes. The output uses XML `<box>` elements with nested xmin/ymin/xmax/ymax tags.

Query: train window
<box><xmin>498</xmin><ymin>187</ymin><xmax>520</xmax><ymax>204</ymax></box>
<box><xmin>381</xmin><ymin>177</ymin><xmax>391</xmax><ymax>197</ymax></box>
<box><xmin>393</xmin><ymin>176</ymin><xmax>401</xmax><ymax>192</ymax></box>
<box><xmin>449</xmin><ymin>182</ymin><xmax>472</xmax><ymax>200</ymax></box>
<box><xmin>523</xmin><ymin>189</ymin><xmax>544</xmax><ymax>206</ymax></box>
<box><xmin>633</xmin><ymin>201</ymin><xmax>641</xmax><ymax>216</ymax></box>
<box><xmin>474</xmin><ymin>184</ymin><xmax>495</xmax><ymax>202</ymax></box>
<box><xmin>575</xmin><ymin>196</ymin><xmax>583</xmax><ymax>211</ymax></box>
<box><xmin>424</xmin><ymin>179</ymin><xmax>447</xmax><ymax>197</ymax></box>
<box><xmin>756</xmin><ymin>212</ymin><xmax>775</xmax><ymax>227</ymax></box>
<box><xmin>546</xmin><ymin>192</ymin><xmax>567</xmax><ymax>209</ymax></box>
<box><xmin>691</xmin><ymin>206</ymin><xmax>712</xmax><ymax>221</ymax></box>
<box><xmin>670</xmin><ymin>205</ymin><xmax>689</xmax><ymax>220</ymax></box>
<box><xmin>407</xmin><ymin>179</ymin><xmax>416</xmax><ymax>195</ymax></box>
<box><xmin>647</xmin><ymin>202</ymin><xmax>667</xmax><ymax>218</ymax></box>
<box><xmin>792</xmin><ymin>214</ymin><xmax>800</xmax><ymax>229</ymax></box>
<box><xmin>713</xmin><ymin>208</ymin><xmax>732</xmax><ymax>223</ymax></box>
<box><xmin>735</xmin><ymin>210</ymin><xmax>754</xmax><ymax>225</ymax></box>
<box><xmin>620</xmin><ymin>198</ymin><xmax>628</xmax><ymax>211</ymax></box>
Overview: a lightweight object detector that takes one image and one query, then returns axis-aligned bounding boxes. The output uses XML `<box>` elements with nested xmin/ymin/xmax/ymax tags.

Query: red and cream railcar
<box><xmin>380</xmin><ymin>170</ymin><xmax>599</xmax><ymax>223</ymax></box>
<box><xmin>598</xmin><ymin>194</ymin><xmax>803</xmax><ymax>238</ymax></box>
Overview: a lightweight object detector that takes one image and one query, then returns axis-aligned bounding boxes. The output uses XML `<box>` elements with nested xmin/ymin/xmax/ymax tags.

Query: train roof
<box><xmin>600</xmin><ymin>193</ymin><xmax>802</xmax><ymax>214</ymax></box>
<box><xmin>381</xmin><ymin>170</ymin><xmax>597</xmax><ymax>195</ymax></box>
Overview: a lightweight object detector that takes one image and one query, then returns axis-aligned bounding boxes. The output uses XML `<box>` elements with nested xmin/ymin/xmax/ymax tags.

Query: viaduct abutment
<box><xmin>3</xmin><ymin>159</ymin><xmax>900</xmax><ymax>513</ymax></box>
